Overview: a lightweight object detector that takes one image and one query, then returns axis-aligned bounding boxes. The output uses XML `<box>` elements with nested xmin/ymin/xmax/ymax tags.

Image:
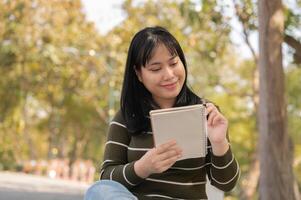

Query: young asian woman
<box><xmin>84</xmin><ymin>26</ymin><xmax>239</xmax><ymax>200</ymax></box>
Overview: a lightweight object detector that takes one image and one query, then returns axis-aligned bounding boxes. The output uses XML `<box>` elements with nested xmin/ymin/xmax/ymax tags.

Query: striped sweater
<box><xmin>100</xmin><ymin>110</ymin><xmax>239</xmax><ymax>200</ymax></box>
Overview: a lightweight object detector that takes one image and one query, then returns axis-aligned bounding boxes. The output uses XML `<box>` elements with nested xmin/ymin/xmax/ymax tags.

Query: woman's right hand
<box><xmin>134</xmin><ymin>140</ymin><xmax>182</xmax><ymax>178</ymax></box>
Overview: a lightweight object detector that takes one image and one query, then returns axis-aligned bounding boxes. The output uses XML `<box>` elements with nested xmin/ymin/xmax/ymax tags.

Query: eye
<box><xmin>150</xmin><ymin>67</ymin><xmax>161</xmax><ymax>72</ymax></box>
<box><xmin>170</xmin><ymin>62</ymin><xmax>178</xmax><ymax>67</ymax></box>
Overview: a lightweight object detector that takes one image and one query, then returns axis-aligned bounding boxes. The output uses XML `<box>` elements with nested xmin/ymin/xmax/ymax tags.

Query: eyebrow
<box><xmin>149</xmin><ymin>55</ymin><xmax>177</xmax><ymax>66</ymax></box>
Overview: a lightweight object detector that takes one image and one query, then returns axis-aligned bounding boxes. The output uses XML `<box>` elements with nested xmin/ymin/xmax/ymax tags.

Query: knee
<box><xmin>84</xmin><ymin>181</ymin><xmax>104</xmax><ymax>200</ymax></box>
<box><xmin>84</xmin><ymin>180</ymin><xmax>134</xmax><ymax>200</ymax></box>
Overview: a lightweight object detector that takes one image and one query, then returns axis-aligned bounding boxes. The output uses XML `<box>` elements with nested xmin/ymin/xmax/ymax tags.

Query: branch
<box><xmin>232</xmin><ymin>0</ymin><xmax>258</xmax><ymax>64</ymax></box>
<box><xmin>242</xmin><ymin>28</ymin><xmax>258</xmax><ymax>64</ymax></box>
<box><xmin>284</xmin><ymin>34</ymin><xmax>301</xmax><ymax>64</ymax></box>
<box><xmin>284</xmin><ymin>34</ymin><xmax>301</xmax><ymax>51</ymax></box>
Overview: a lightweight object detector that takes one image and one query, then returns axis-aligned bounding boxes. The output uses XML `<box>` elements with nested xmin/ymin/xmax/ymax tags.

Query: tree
<box><xmin>232</xmin><ymin>0</ymin><xmax>301</xmax><ymax>198</ymax></box>
<box><xmin>258</xmin><ymin>0</ymin><xmax>296</xmax><ymax>199</ymax></box>
<box><xmin>0</xmin><ymin>0</ymin><xmax>109</xmax><ymax>167</ymax></box>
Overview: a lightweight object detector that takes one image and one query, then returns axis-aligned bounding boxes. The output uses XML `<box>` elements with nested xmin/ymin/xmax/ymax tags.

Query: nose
<box><xmin>163</xmin><ymin>67</ymin><xmax>174</xmax><ymax>80</ymax></box>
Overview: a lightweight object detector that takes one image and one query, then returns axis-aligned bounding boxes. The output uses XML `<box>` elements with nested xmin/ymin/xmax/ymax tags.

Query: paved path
<box><xmin>0</xmin><ymin>171</ymin><xmax>90</xmax><ymax>200</ymax></box>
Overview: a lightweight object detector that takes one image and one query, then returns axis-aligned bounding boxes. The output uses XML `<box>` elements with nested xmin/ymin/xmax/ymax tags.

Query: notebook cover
<box><xmin>150</xmin><ymin>104</ymin><xmax>207</xmax><ymax>160</ymax></box>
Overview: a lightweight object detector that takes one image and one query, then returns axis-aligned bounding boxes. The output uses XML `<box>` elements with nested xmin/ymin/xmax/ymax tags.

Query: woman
<box><xmin>85</xmin><ymin>26</ymin><xmax>239</xmax><ymax>200</ymax></box>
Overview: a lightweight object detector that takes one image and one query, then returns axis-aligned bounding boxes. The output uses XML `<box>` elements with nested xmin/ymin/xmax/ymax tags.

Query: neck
<box><xmin>153</xmin><ymin>97</ymin><xmax>175</xmax><ymax>109</ymax></box>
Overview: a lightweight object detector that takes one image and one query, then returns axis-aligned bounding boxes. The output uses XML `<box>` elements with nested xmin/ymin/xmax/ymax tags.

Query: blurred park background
<box><xmin>0</xmin><ymin>0</ymin><xmax>300</xmax><ymax>199</ymax></box>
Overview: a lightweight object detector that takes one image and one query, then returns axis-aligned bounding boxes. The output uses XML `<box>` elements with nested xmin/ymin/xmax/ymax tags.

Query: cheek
<box><xmin>141</xmin><ymin>74</ymin><xmax>159</xmax><ymax>88</ymax></box>
<box><xmin>176</xmin><ymin>66</ymin><xmax>186</xmax><ymax>80</ymax></box>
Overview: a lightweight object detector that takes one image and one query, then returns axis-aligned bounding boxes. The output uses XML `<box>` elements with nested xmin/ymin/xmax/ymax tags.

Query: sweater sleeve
<box><xmin>205</xmin><ymin>143</ymin><xmax>240</xmax><ymax>192</ymax></box>
<box><xmin>99</xmin><ymin>111</ymin><xmax>144</xmax><ymax>189</ymax></box>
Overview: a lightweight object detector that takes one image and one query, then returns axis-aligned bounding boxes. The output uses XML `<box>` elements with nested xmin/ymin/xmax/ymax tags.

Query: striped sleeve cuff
<box><xmin>123</xmin><ymin>161</ymin><xmax>144</xmax><ymax>186</ymax></box>
<box><xmin>211</xmin><ymin>146</ymin><xmax>233</xmax><ymax>167</ymax></box>
<box><xmin>209</xmin><ymin>147</ymin><xmax>240</xmax><ymax>191</ymax></box>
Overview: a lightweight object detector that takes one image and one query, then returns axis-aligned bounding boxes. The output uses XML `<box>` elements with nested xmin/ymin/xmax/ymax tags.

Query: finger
<box><xmin>205</xmin><ymin>104</ymin><xmax>218</xmax><ymax>117</ymax></box>
<box><xmin>212</xmin><ymin>113</ymin><xmax>227</xmax><ymax>126</ymax></box>
<box><xmin>157</xmin><ymin>154</ymin><xmax>181</xmax><ymax>171</ymax></box>
<box><xmin>205</xmin><ymin>103</ymin><xmax>216</xmax><ymax>110</ymax></box>
<box><xmin>156</xmin><ymin>140</ymin><xmax>177</xmax><ymax>154</ymax></box>
<box><xmin>206</xmin><ymin>104</ymin><xmax>218</xmax><ymax>113</ymax></box>
<box><xmin>156</xmin><ymin>147</ymin><xmax>182</xmax><ymax>161</ymax></box>
<box><xmin>207</xmin><ymin>110</ymin><xmax>218</xmax><ymax>125</ymax></box>
<box><xmin>211</xmin><ymin>113</ymin><xmax>221</xmax><ymax>126</ymax></box>
<box><xmin>171</xmin><ymin>146</ymin><xmax>183</xmax><ymax>154</ymax></box>
<box><xmin>205</xmin><ymin>106</ymin><xmax>213</xmax><ymax>115</ymax></box>
<box><xmin>162</xmin><ymin>144</ymin><xmax>181</xmax><ymax>154</ymax></box>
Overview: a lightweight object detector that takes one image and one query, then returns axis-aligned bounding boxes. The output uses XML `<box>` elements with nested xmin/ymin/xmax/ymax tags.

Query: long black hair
<box><xmin>120</xmin><ymin>26</ymin><xmax>205</xmax><ymax>134</ymax></box>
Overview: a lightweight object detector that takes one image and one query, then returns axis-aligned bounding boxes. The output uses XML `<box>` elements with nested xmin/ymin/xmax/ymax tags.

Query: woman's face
<box><xmin>135</xmin><ymin>44</ymin><xmax>186</xmax><ymax>108</ymax></box>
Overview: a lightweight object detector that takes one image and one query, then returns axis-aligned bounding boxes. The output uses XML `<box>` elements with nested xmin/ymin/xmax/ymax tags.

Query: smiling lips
<box><xmin>161</xmin><ymin>81</ymin><xmax>178</xmax><ymax>90</ymax></box>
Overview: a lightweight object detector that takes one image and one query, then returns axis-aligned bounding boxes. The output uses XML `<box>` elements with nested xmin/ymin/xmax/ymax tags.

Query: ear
<box><xmin>134</xmin><ymin>66</ymin><xmax>142</xmax><ymax>82</ymax></box>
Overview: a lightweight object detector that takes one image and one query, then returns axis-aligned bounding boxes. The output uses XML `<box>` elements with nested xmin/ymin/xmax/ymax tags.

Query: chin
<box><xmin>165</xmin><ymin>91</ymin><xmax>181</xmax><ymax>99</ymax></box>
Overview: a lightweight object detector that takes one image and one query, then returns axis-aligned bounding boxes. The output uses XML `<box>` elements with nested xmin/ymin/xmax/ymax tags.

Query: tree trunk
<box><xmin>258</xmin><ymin>0</ymin><xmax>296</xmax><ymax>199</ymax></box>
<box><xmin>22</xmin><ymin>94</ymin><xmax>37</xmax><ymax>160</ymax></box>
<box><xmin>47</xmin><ymin>108</ymin><xmax>60</xmax><ymax>159</ymax></box>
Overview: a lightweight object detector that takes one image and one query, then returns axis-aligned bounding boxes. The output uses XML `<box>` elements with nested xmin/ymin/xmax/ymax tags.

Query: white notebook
<box><xmin>150</xmin><ymin>104</ymin><xmax>207</xmax><ymax>160</ymax></box>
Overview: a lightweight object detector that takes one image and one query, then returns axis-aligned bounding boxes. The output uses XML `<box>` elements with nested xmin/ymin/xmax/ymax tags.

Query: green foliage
<box><xmin>284</xmin><ymin>0</ymin><xmax>301</xmax><ymax>34</ymax></box>
<box><xmin>286</xmin><ymin>65</ymin><xmax>301</xmax><ymax>186</ymax></box>
<box><xmin>0</xmin><ymin>0</ymin><xmax>108</xmax><ymax>165</ymax></box>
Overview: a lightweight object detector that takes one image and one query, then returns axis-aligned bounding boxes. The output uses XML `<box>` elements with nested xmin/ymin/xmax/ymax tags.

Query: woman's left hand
<box><xmin>206</xmin><ymin>103</ymin><xmax>229</xmax><ymax>156</ymax></box>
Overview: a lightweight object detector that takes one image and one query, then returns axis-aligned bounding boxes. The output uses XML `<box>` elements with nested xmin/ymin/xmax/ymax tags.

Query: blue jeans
<box><xmin>84</xmin><ymin>180</ymin><xmax>138</xmax><ymax>200</ymax></box>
